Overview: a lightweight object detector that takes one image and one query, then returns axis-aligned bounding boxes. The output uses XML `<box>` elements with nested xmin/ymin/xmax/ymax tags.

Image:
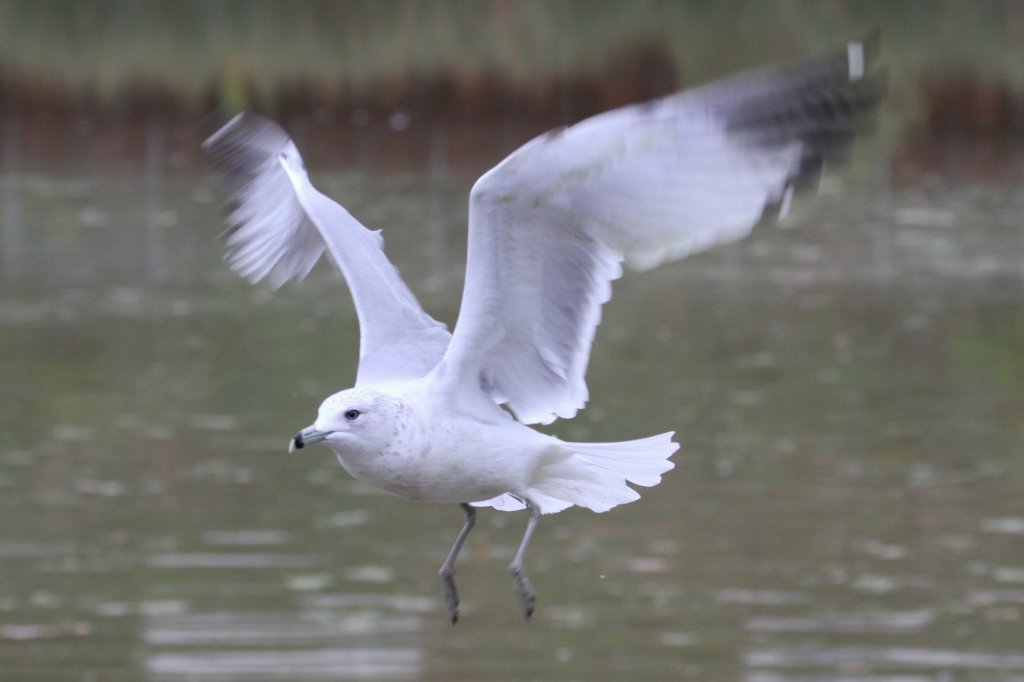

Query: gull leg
<box><xmin>438</xmin><ymin>503</ymin><xmax>476</xmax><ymax>625</ymax></box>
<box><xmin>508</xmin><ymin>502</ymin><xmax>540</xmax><ymax>620</ymax></box>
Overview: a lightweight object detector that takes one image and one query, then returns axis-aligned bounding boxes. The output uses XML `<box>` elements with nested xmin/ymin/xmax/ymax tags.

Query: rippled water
<box><xmin>1</xmin><ymin>140</ymin><xmax>1023</xmax><ymax>680</ymax></box>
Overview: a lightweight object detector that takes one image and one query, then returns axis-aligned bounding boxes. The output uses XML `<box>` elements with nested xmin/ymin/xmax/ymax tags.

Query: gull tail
<box><xmin>526</xmin><ymin>432</ymin><xmax>678</xmax><ymax>514</ymax></box>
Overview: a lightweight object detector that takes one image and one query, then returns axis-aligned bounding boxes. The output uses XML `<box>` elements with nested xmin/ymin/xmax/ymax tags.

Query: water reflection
<box><xmin>144</xmin><ymin>121</ymin><xmax>169</xmax><ymax>283</ymax></box>
<box><xmin>2</xmin><ymin>117</ymin><xmax>24</xmax><ymax>281</ymax></box>
<box><xmin>143</xmin><ymin>608</ymin><xmax>423</xmax><ymax>644</ymax></box>
<box><xmin>745</xmin><ymin>610</ymin><xmax>934</xmax><ymax>634</ymax></box>
<box><xmin>746</xmin><ymin>646</ymin><xmax>1024</xmax><ymax>673</ymax></box>
<box><xmin>142</xmin><ymin>591</ymin><xmax>431</xmax><ymax>680</ymax></box>
<box><xmin>1</xmin><ymin>144</ymin><xmax>1023</xmax><ymax>680</ymax></box>
<box><xmin>146</xmin><ymin>648</ymin><xmax>421</xmax><ymax>680</ymax></box>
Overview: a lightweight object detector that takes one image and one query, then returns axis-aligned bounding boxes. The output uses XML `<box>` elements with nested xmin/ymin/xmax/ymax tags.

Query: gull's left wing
<box><xmin>204</xmin><ymin>115</ymin><xmax>451</xmax><ymax>385</ymax></box>
<box><xmin>437</xmin><ymin>38</ymin><xmax>886</xmax><ymax>425</ymax></box>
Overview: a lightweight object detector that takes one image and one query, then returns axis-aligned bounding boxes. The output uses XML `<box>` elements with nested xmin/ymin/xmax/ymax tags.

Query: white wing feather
<box><xmin>438</xmin><ymin>39</ymin><xmax>884</xmax><ymax>424</ymax></box>
<box><xmin>204</xmin><ymin>115</ymin><xmax>451</xmax><ymax>384</ymax></box>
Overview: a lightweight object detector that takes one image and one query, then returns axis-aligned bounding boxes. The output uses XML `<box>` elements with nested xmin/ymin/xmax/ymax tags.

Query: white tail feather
<box><xmin>528</xmin><ymin>432</ymin><xmax>678</xmax><ymax>513</ymax></box>
<box><xmin>471</xmin><ymin>432</ymin><xmax>678</xmax><ymax>514</ymax></box>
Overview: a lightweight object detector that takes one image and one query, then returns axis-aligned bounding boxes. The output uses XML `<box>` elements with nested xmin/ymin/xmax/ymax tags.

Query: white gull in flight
<box><xmin>204</xmin><ymin>38</ymin><xmax>884</xmax><ymax>623</ymax></box>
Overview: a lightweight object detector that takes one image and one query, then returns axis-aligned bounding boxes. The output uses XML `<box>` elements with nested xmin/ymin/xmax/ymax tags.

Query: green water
<box><xmin>1</xmin><ymin>147</ymin><xmax>1024</xmax><ymax>680</ymax></box>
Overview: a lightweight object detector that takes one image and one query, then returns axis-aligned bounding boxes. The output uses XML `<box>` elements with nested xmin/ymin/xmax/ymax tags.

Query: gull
<box><xmin>204</xmin><ymin>38</ymin><xmax>883</xmax><ymax>623</ymax></box>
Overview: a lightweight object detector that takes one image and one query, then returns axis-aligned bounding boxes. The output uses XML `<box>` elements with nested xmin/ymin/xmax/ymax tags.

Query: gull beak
<box><xmin>289</xmin><ymin>425</ymin><xmax>328</xmax><ymax>453</ymax></box>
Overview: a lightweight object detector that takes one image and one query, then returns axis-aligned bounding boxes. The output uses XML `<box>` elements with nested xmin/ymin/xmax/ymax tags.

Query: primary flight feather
<box><xmin>205</xmin><ymin>38</ymin><xmax>884</xmax><ymax>623</ymax></box>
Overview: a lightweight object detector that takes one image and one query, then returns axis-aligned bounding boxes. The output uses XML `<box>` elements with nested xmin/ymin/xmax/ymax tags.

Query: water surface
<box><xmin>1</xmin><ymin>145</ymin><xmax>1023</xmax><ymax>680</ymax></box>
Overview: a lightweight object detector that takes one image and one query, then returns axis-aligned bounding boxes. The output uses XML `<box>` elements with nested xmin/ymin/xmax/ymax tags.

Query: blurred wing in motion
<box><xmin>204</xmin><ymin>115</ymin><xmax>451</xmax><ymax>384</ymax></box>
<box><xmin>439</xmin><ymin>38</ymin><xmax>886</xmax><ymax>425</ymax></box>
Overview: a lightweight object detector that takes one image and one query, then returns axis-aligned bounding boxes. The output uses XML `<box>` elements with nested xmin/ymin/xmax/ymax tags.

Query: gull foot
<box><xmin>508</xmin><ymin>564</ymin><xmax>536</xmax><ymax>619</ymax></box>
<box><xmin>439</xmin><ymin>568</ymin><xmax>460</xmax><ymax>625</ymax></box>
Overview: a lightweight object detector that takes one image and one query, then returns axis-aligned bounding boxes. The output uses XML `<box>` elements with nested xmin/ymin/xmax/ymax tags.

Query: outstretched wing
<box><xmin>204</xmin><ymin>114</ymin><xmax>451</xmax><ymax>384</ymax></box>
<box><xmin>437</xmin><ymin>38</ymin><xmax>885</xmax><ymax>425</ymax></box>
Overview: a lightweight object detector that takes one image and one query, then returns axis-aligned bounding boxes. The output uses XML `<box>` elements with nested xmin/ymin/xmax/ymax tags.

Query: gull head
<box><xmin>289</xmin><ymin>387</ymin><xmax>404</xmax><ymax>456</ymax></box>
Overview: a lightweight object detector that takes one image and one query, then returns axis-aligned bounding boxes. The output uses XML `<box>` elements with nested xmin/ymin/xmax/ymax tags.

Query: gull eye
<box><xmin>344</xmin><ymin>409</ymin><xmax>361</xmax><ymax>421</ymax></box>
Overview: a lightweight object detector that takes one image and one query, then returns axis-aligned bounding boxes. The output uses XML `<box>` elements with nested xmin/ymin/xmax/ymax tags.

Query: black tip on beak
<box><xmin>289</xmin><ymin>426</ymin><xmax>325</xmax><ymax>453</ymax></box>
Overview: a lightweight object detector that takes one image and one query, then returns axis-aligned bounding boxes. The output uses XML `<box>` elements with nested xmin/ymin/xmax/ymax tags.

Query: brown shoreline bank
<box><xmin>1</xmin><ymin>55</ymin><xmax>1022</xmax><ymax>180</ymax></box>
<box><xmin>0</xmin><ymin>45</ymin><xmax>677</xmax><ymax>170</ymax></box>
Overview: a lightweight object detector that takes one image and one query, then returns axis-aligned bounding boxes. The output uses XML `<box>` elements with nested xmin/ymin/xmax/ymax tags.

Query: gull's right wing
<box><xmin>437</xmin><ymin>38</ymin><xmax>885</xmax><ymax>425</ymax></box>
<box><xmin>204</xmin><ymin>114</ymin><xmax>451</xmax><ymax>384</ymax></box>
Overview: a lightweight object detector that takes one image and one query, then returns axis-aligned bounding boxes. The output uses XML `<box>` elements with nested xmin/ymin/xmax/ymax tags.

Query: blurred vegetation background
<box><xmin>0</xmin><ymin>0</ymin><xmax>1021</xmax><ymax>147</ymax></box>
